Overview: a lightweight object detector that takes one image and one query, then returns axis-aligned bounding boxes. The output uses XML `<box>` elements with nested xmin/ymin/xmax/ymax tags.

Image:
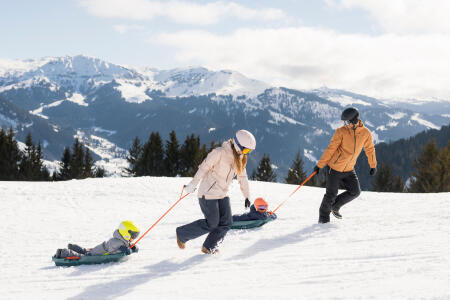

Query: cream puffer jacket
<box><xmin>191</xmin><ymin>140</ymin><xmax>250</xmax><ymax>200</ymax></box>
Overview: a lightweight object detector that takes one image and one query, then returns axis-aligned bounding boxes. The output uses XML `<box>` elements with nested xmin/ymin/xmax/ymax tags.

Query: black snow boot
<box><xmin>68</xmin><ymin>243</ymin><xmax>87</xmax><ymax>255</ymax></box>
<box><xmin>55</xmin><ymin>249</ymin><xmax>63</xmax><ymax>258</ymax></box>
<box><xmin>332</xmin><ymin>210</ymin><xmax>342</xmax><ymax>219</ymax></box>
<box><xmin>318</xmin><ymin>214</ymin><xmax>330</xmax><ymax>224</ymax></box>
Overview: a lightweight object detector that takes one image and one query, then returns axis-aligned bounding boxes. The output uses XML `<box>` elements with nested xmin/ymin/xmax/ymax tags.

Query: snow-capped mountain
<box><xmin>154</xmin><ymin>67</ymin><xmax>269</xmax><ymax>98</ymax></box>
<box><xmin>0</xmin><ymin>55</ymin><xmax>448</xmax><ymax>179</ymax></box>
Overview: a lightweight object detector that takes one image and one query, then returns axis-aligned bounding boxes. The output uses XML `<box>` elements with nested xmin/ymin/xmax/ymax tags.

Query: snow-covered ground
<box><xmin>1</xmin><ymin>177</ymin><xmax>449</xmax><ymax>299</ymax></box>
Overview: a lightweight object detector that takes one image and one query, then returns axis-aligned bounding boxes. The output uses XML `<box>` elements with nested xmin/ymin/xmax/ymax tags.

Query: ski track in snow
<box><xmin>1</xmin><ymin>177</ymin><xmax>449</xmax><ymax>299</ymax></box>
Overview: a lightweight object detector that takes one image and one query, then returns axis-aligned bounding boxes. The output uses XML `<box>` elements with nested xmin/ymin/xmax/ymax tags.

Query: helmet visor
<box><xmin>129</xmin><ymin>230</ymin><xmax>139</xmax><ymax>240</ymax></box>
<box><xmin>256</xmin><ymin>205</ymin><xmax>268</xmax><ymax>210</ymax></box>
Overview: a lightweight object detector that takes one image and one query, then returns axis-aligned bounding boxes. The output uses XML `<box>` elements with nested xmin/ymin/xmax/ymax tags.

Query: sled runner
<box><xmin>52</xmin><ymin>253</ymin><xmax>128</xmax><ymax>267</ymax></box>
<box><xmin>231</xmin><ymin>217</ymin><xmax>275</xmax><ymax>230</ymax></box>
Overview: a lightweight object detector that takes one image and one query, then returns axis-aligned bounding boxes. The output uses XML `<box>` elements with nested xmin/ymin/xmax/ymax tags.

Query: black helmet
<box><xmin>341</xmin><ymin>107</ymin><xmax>360</xmax><ymax>124</ymax></box>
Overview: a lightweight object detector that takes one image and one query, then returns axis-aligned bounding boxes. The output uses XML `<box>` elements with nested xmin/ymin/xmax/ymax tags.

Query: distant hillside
<box><xmin>355</xmin><ymin>123</ymin><xmax>450</xmax><ymax>190</ymax></box>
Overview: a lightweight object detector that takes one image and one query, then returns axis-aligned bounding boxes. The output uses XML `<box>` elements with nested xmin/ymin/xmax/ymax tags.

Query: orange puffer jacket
<box><xmin>317</xmin><ymin>120</ymin><xmax>377</xmax><ymax>172</ymax></box>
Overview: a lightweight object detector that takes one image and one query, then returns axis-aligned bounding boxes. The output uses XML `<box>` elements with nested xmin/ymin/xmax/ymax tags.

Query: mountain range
<box><xmin>0</xmin><ymin>55</ymin><xmax>449</xmax><ymax>177</ymax></box>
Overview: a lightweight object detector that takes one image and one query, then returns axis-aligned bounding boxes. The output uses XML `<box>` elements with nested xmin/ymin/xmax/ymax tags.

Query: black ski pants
<box><xmin>319</xmin><ymin>166</ymin><xmax>361</xmax><ymax>220</ymax></box>
<box><xmin>176</xmin><ymin>196</ymin><xmax>232</xmax><ymax>251</ymax></box>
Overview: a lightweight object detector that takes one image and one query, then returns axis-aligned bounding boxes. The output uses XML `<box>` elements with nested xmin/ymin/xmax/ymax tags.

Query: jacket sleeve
<box><xmin>317</xmin><ymin>129</ymin><xmax>343</xmax><ymax>168</ymax></box>
<box><xmin>190</xmin><ymin>148</ymin><xmax>222</xmax><ymax>187</ymax></box>
<box><xmin>364</xmin><ymin>130</ymin><xmax>377</xmax><ymax>168</ymax></box>
<box><xmin>237</xmin><ymin>167</ymin><xmax>250</xmax><ymax>199</ymax></box>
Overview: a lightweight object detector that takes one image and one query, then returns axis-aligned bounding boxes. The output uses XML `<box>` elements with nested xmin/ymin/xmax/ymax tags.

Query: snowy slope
<box><xmin>1</xmin><ymin>177</ymin><xmax>449</xmax><ymax>299</ymax></box>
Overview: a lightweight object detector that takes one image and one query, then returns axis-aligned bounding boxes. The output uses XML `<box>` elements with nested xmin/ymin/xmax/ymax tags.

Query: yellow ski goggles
<box><xmin>242</xmin><ymin>148</ymin><xmax>253</xmax><ymax>155</ymax></box>
<box><xmin>235</xmin><ymin>138</ymin><xmax>253</xmax><ymax>155</ymax></box>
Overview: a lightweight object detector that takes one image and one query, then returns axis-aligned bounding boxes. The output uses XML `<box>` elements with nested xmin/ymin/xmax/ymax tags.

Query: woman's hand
<box><xmin>245</xmin><ymin>198</ymin><xmax>251</xmax><ymax>208</ymax></box>
<box><xmin>184</xmin><ymin>181</ymin><xmax>197</xmax><ymax>194</ymax></box>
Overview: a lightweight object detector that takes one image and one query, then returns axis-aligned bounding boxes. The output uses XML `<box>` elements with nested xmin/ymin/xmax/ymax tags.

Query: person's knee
<box><xmin>350</xmin><ymin>186</ymin><xmax>361</xmax><ymax>198</ymax></box>
<box><xmin>205</xmin><ymin>217</ymin><xmax>220</xmax><ymax>229</ymax></box>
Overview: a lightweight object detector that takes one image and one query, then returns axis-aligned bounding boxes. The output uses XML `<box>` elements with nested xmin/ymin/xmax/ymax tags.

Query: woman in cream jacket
<box><xmin>176</xmin><ymin>130</ymin><xmax>256</xmax><ymax>254</ymax></box>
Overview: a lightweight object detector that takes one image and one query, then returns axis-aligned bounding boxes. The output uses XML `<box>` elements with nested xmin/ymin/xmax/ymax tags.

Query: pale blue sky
<box><xmin>0</xmin><ymin>0</ymin><xmax>378</xmax><ymax>67</ymax></box>
<box><xmin>1</xmin><ymin>0</ymin><xmax>449</xmax><ymax>100</ymax></box>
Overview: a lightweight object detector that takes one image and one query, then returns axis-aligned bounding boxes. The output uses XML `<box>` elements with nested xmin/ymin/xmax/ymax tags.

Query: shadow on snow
<box><xmin>228</xmin><ymin>223</ymin><xmax>337</xmax><ymax>261</ymax></box>
<box><xmin>68</xmin><ymin>254</ymin><xmax>206</xmax><ymax>300</ymax></box>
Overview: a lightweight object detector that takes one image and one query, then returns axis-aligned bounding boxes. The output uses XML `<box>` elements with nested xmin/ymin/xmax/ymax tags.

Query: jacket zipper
<box><xmin>334</xmin><ymin>153</ymin><xmax>342</xmax><ymax>164</ymax></box>
<box><xmin>207</xmin><ymin>182</ymin><xmax>216</xmax><ymax>192</ymax></box>
<box><xmin>343</xmin><ymin>128</ymin><xmax>356</xmax><ymax>172</ymax></box>
<box><xmin>226</xmin><ymin>167</ymin><xmax>232</xmax><ymax>182</ymax></box>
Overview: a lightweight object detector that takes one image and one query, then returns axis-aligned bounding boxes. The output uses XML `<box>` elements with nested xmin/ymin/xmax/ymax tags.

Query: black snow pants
<box><xmin>319</xmin><ymin>166</ymin><xmax>361</xmax><ymax>222</ymax></box>
<box><xmin>176</xmin><ymin>196</ymin><xmax>232</xmax><ymax>251</ymax></box>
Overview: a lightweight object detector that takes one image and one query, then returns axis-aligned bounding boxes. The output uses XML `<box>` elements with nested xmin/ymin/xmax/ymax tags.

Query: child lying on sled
<box><xmin>233</xmin><ymin>197</ymin><xmax>277</xmax><ymax>221</ymax></box>
<box><xmin>55</xmin><ymin>220</ymin><xmax>140</xmax><ymax>258</ymax></box>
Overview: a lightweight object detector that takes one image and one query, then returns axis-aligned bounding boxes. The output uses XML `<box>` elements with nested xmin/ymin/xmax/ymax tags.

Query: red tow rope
<box><xmin>270</xmin><ymin>171</ymin><xmax>317</xmax><ymax>215</ymax></box>
<box><xmin>130</xmin><ymin>186</ymin><xmax>190</xmax><ymax>248</ymax></box>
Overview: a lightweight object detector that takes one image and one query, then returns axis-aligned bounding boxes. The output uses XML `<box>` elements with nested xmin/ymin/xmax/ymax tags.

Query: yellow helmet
<box><xmin>118</xmin><ymin>220</ymin><xmax>140</xmax><ymax>241</ymax></box>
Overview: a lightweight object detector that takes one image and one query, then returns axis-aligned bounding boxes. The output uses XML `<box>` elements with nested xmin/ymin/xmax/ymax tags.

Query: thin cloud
<box><xmin>154</xmin><ymin>27</ymin><xmax>450</xmax><ymax>101</ymax></box>
<box><xmin>327</xmin><ymin>0</ymin><xmax>450</xmax><ymax>34</ymax></box>
<box><xmin>113</xmin><ymin>24</ymin><xmax>144</xmax><ymax>34</ymax></box>
<box><xmin>80</xmin><ymin>0</ymin><xmax>286</xmax><ymax>25</ymax></box>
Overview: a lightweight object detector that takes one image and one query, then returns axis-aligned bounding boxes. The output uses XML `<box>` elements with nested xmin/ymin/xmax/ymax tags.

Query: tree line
<box><xmin>2</xmin><ymin>126</ymin><xmax>448</xmax><ymax>192</ymax></box>
<box><xmin>279</xmin><ymin>139</ymin><xmax>449</xmax><ymax>193</ymax></box>
<box><xmin>125</xmin><ymin>131</ymin><xmax>220</xmax><ymax>177</ymax></box>
<box><xmin>0</xmin><ymin>127</ymin><xmax>104</xmax><ymax>181</ymax></box>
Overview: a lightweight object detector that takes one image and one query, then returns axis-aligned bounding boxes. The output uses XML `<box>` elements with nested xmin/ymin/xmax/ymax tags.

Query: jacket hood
<box><xmin>113</xmin><ymin>229</ymin><xmax>128</xmax><ymax>243</ymax></box>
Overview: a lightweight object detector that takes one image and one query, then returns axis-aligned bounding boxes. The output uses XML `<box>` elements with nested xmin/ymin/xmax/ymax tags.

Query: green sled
<box><xmin>52</xmin><ymin>253</ymin><xmax>127</xmax><ymax>267</ymax></box>
<box><xmin>231</xmin><ymin>218</ymin><xmax>274</xmax><ymax>230</ymax></box>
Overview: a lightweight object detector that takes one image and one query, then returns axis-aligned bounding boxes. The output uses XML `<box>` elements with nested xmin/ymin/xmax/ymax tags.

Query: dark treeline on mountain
<box><xmin>0</xmin><ymin>128</ymin><xmax>49</xmax><ymax>181</ymax></box>
<box><xmin>0</xmin><ymin>127</ymin><xmax>104</xmax><ymax>181</ymax></box>
<box><xmin>355</xmin><ymin>124</ymin><xmax>450</xmax><ymax>191</ymax></box>
<box><xmin>126</xmin><ymin>130</ymin><xmax>220</xmax><ymax>177</ymax></box>
<box><xmin>53</xmin><ymin>138</ymin><xmax>105</xmax><ymax>181</ymax></box>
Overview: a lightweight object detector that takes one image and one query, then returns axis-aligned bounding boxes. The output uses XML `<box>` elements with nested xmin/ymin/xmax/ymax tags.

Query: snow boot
<box><xmin>201</xmin><ymin>246</ymin><xmax>219</xmax><ymax>255</ymax></box>
<box><xmin>176</xmin><ymin>233</ymin><xmax>185</xmax><ymax>249</ymax></box>
<box><xmin>318</xmin><ymin>214</ymin><xmax>330</xmax><ymax>224</ymax></box>
<box><xmin>55</xmin><ymin>249</ymin><xmax>63</xmax><ymax>258</ymax></box>
<box><xmin>68</xmin><ymin>243</ymin><xmax>87</xmax><ymax>255</ymax></box>
<box><xmin>332</xmin><ymin>210</ymin><xmax>342</xmax><ymax>219</ymax></box>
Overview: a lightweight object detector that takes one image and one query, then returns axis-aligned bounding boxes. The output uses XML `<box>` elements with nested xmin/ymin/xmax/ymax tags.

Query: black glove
<box><xmin>313</xmin><ymin>165</ymin><xmax>321</xmax><ymax>175</ymax></box>
<box><xmin>245</xmin><ymin>198</ymin><xmax>251</xmax><ymax>208</ymax></box>
<box><xmin>131</xmin><ymin>245</ymin><xmax>139</xmax><ymax>253</ymax></box>
<box><xmin>119</xmin><ymin>245</ymin><xmax>132</xmax><ymax>255</ymax></box>
<box><xmin>369</xmin><ymin>168</ymin><xmax>377</xmax><ymax>176</ymax></box>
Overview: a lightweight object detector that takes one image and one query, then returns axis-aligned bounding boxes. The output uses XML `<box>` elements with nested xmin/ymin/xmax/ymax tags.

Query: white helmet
<box><xmin>234</xmin><ymin>130</ymin><xmax>256</xmax><ymax>152</ymax></box>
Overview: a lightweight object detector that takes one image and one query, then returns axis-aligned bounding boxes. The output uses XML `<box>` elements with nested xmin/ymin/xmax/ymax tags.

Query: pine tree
<box><xmin>94</xmin><ymin>166</ymin><xmax>105</xmax><ymax>178</ymax></box>
<box><xmin>70</xmin><ymin>138</ymin><xmax>85</xmax><ymax>179</ymax></box>
<box><xmin>58</xmin><ymin>147</ymin><xmax>72</xmax><ymax>180</ymax></box>
<box><xmin>285</xmin><ymin>151</ymin><xmax>307</xmax><ymax>184</ymax></box>
<box><xmin>140</xmin><ymin>132</ymin><xmax>165</xmax><ymax>176</ymax></box>
<box><xmin>436</xmin><ymin>141</ymin><xmax>450</xmax><ymax>192</ymax></box>
<box><xmin>18</xmin><ymin>133</ymin><xmax>35</xmax><ymax>180</ymax></box>
<box><xmin>0</xmin><ymin>127</ymin><xmax>21</xmax><ymax>180</ymax></box>
<box><xmin>372</xmin><ymin>162</ymin><xmax>404</xmax><ymax>192</ymax></box>
<box><xmin>83</xmin><ymin>148</ymin><xmax>94</xmax><ymax>178</ymax></box>
<box><xmin>252</xmin><ymin>154</ymin><xmax>277</xmax><ymax>182</ymax></box>
<box><xmin>125</xmin><ymin>136</ymin><xmax>142</xmax><ymax>176</ymax></box>
<box><xmin>164</xmin><ymin>131</ymin><xmax>180</xmax><ymax>177</ymax></box>
<box><xmin>409</xmin><ymin>140</ymin><xmax>440</xmax><ymax>192</ymax></box>
<box><xmin>180</xmin><ymin>134</ymin><xmax>202</xmax><ymax>177</ymax></box>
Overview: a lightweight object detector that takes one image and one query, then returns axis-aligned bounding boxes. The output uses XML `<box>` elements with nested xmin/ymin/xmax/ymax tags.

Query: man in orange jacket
<box><xmin>314</xmin><ymin>107</ymin><xmax>377</xmax><ymax>223</ymax></box>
